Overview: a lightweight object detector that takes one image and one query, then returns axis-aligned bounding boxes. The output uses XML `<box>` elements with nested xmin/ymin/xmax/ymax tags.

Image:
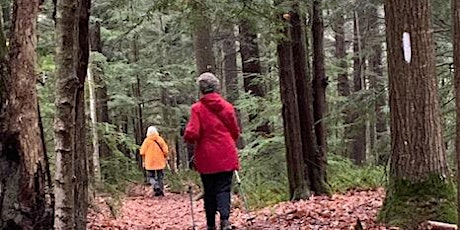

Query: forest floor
<box><xmin>87</xmin><ymin>185</ymin><xmax>396</xmax><ymax>230</ymax></box>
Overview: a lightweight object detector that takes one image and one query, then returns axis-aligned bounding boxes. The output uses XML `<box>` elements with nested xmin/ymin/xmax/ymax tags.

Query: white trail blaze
<box><xmin>402</xmin><ymin>32</ymin><xmax>411</xmax><ymax>63</ymax></box>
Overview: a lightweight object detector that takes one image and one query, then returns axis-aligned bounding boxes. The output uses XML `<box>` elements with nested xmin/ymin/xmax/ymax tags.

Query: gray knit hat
<box><xmin>197</xmin><ymin>72</ymin><xmax>220</xmax><ymax>94</ymax></box>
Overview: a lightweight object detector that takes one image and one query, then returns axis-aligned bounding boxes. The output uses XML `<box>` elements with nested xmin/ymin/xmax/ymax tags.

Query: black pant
<box><xmin>200</xmin><ymin>171</ymin><xmax>233</xmax><ymax>228</ymax></box>
<box><xmin>147</xmin><ymin>170</ymin><xmax>164</xmax><ymax>196</ymax></box>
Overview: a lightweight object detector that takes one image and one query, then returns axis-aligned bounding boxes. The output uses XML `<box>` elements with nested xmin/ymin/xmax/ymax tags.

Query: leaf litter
<box><xmin>88</xmin><ymin>186</ymin><xmax>396</xmax><ymax>230</ymax></box>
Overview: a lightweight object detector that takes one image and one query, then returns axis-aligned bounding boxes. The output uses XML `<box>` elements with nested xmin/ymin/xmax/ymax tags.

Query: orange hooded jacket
<box><xmin>140</xmin><ymin>134</ymin><xmax>169</xmax><ymax>170</ymax></box>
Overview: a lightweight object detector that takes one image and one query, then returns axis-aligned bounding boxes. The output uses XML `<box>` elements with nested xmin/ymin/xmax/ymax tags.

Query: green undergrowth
<box><xmin>99</xmin><ymin>123</ymin><xmax>143</xmax><ymax>195</ymax></box>
<box><xmin>96</xmin><ymin>152</ymin><xmax>144</xmax><ymax>218</ymax></box>
<box><xmin>99</xmin><ymin>152</ymin><xmax>144</xmax><ymax>195</ymax></box>
<box><xmin>378</xmin><ymin>175</ymin><xmax>457</xmax><ymax>228</ymax></box>
<box><xmin>165</xmin><ymin>169</ymin><xmax>201</xmax><ymax>193</ymax></box>
<box><xmin>327</xmin><ymin>154</ymin><xmax>385</xmax><ymax>193</ymax></box>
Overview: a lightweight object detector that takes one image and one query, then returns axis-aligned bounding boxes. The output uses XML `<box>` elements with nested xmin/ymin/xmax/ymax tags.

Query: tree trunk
<box><xmin>239</xmin><ymin>18</ymin><xmax>271</xmax><ymax>134</ymax></box>
<box><xmin>277</xmin><ymin>6</ymin><xmax>310</xmax><ymax>200</ymax></box>
<box><xmin>0</xmin><ymin>1</ymin><xmax>53</xmax><ymax>228</ymax></box>
<box><xmin>350</xmin><ymin>12</ymin><xmax>366</xmax><ymax>165</ymax></box>
<box><xmin>311</xmin><ymin>0</ymin><xmax>327</xmax><ymax>157</ymax></box>
<box><xmin>90</xmin><ymin>22</ymin><xmax>110</xmax><ymax>158</ymax></box>
<box><xmin>74</xmin><ymin>0</ymin><xmax>90</xmax><ymax>228</ymax></box>
<box><xmin>222</xmin><ymin>23</ymin><xmax>245</xmax><ymax>148</ymax></box>
<box><xmin>333</xmin><ymin>12</ymin><xmax>351</xmax><ymax>157</ymax></box>
<box><xmin>54</xmin><ymin>0</ymin><xmax>79</xmax><ymax>228</ymax></box>
<box><xmin>291</xmin><ymin>6</ymin><xmax>328</xmax><ymax>195</ymax></box>
<box><xmin>379</xmin><ymin>0</ymin><xmax>453</xmax><ymax>227</ymax></box>
<box><xmin>87</xmin><ymin>64</ymin><xmax>101</xmax><ymax>188</ymax></box>
<box><xmin>239</xmin><ymin>19</ymin><xmax>264</xmax><ymax>97</ymax></box>
<box><xmin>131</xmin><ymin>32</ymin><xmax>145</xmax><ymax>170</ymax></box>
<box><xmin>453</xmin><ymin>0</ymin><xmax>460</xmax><ymax>226</ymax></box>
<box><xmin>191</xmin><ymin>1</ymin><xmax>215</xmax><ymax>74</ymax></box>
<box><xmin>335</xmin><ymin>14</ymin><xmax>349</xmax><ymax>98</ymax></box>
<box><xmin>132</xmin><ymin>77</ymin><xmax>144</xmax><ymax>169</ymax></box>
<box><xmin>223</xmin><ymin>24</ymin><xmax>238</xmax><ymax>103</ymax></box>
<box><xmin>368</xmin><ymin>3</ymin><xmax>387</xmax><ymax>165</ymax></box>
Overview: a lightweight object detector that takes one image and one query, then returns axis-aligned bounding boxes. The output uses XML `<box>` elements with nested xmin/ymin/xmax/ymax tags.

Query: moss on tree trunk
<box><xmin>378</xmin><ymin>175</ymin><xmax>457</xmax><ymax>228</ymax></box>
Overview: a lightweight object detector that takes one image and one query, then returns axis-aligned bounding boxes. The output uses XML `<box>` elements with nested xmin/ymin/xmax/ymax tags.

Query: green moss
<box><xmin>378</xmin><ymin>175</ymin><xmax>457</xmax><ymax>228</ymax></box>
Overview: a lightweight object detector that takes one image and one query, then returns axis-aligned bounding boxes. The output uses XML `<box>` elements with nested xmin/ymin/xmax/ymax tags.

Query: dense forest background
<box><xmin>1</xmin><ymin>0</ymin><xmax>460</xmax><ymax>229</ymax></box>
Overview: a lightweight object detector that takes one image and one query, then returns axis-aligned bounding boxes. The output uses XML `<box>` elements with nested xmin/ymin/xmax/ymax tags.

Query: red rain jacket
<box><xmin>184</xmin><ymin>93</ymin><xmax>240</xmax><ymax>174</ymax></box>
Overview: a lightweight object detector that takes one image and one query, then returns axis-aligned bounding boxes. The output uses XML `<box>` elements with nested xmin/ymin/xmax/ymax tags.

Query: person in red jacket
<box><xmin>184</xmin><ymin>72</ymin><xmax>240</xmax><ymax>230</ymax></box>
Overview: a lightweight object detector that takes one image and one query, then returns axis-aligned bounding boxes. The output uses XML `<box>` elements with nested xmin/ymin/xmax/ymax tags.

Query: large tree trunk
<box><xmin>0</xmin><ymin>1</ymin><xmax>53</xmax><ymax>228</ymax></box>
<box><xmin>453</xmin><ymin>0</ymin><xmax>460</xmax><ymax>226</ymax></box>
<box><xmin>277</xmin><ymin>6</ymin><xmax>310</xmax><ymax>200</ymax></box>
<box><xmin>291</xmin><ymin>6</ymin><xmax>328</xmax><ymax>195</ymax></box>
<box><xmin>311</xmin><ymin>0</ymin><xmax>327</xmax><ymax>157</ymax></box>
<box><xmin>379</xmin><ymin>0</ymin><xmax>453</xmax><ymax>227</ymax></box>
<box><xmin>191</xmin><ymin>1</ymin><xmax>215</xmax><ymax>74</ymax></box>
<box><xmin>54</xmin><ymin>0</ymin><xmax>79</xmax><ymax>228</ymax></box>
<box><xmin>74</xmin><ymin>0</ymin><xmax>90</xmax><ymax>228</ymax></box>
<box><xmin>350</xmin><ymin>12</ymin><xmax>366</xmax><ymax>165</ymax></box>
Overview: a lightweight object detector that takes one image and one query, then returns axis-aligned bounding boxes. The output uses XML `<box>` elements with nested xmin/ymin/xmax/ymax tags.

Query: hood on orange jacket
<box><xmin>140</xmin><ymin>134</ymin><xmax>169</xmax><ymax>170</ymax></box>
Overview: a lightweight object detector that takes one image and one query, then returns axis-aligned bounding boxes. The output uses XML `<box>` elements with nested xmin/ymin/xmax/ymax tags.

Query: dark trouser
<box><xmin>200</xmin><ymin>171</ymin><xmax>233</xmax><ymax>228</ymax></box>
<box><xmin>147</xmin><ymin>170</ymin><xmax>164</xmax><ymax>196</ymax></box>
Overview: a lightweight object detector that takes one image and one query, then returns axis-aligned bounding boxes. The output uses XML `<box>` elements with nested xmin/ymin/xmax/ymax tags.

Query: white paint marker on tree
<box><xmin>402</xmin><ymin>32</ymin><xmax>411</xmax><ymax>63</ymax></box>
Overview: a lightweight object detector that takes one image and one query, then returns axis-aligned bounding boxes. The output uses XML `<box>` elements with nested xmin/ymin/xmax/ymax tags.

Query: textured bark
<box><xmin>453</xmin><ymin>0</ymin><xmax>460</xmax><ymax>225</ymax></box>
<box><xmin>54</xmin><ymin>0</ymin><xmax>79</xmax><ymax>228</ymax></box>
<box><xmin>385</xmin><ymin>0</ymin><xmax>447</xmax><ymax>181</ymax></box>
<box><xmin>291</xmin><ymin>7</ymin><xmax>327</xmax><ymax>195</ymax></box>
<box><xmin>311</xmin><ymin>0</ymin><xmax>328</xmax><ymax>161</ymax></box>
<box><xmin>350</xmin><ymin>12</ymin><xmax>366</xmax><ymax>165</ymax></box>
<box><xmin>0</xmin><ymin>1</ymin><xmax>53</xmax><ymax>228</ymax></box>
<box><xmin>277</xmin><ymin>7</ymin><xmax>310</xmax><ymax>200</ymax></box>
<box><xmin>380</xmin><ymin>2</ymin><xmax>454</xmax><ymax>226</ymax></box>
<box><xmin>191</xmin><ymin>1</ymin><xmax>215</xmax><ymax>74</ymax></box>
<box><xmin>74</xmin><ymin>0</ymin><xmax>90</xmax><ymax>228</ymax></box>
<box><xmin>379</xmin><ymin>1</ymin><xmax>450</xmax><ymax>226</ymax></box>
<box><xmin>90</xmin><ymin>22</ymin><xmax>110</xmax><ymax>158</ymax></box>
<box><xmin>89</xmin><ymin>22</ymin><xmax>102</xmax><ymax>52</ymax></box>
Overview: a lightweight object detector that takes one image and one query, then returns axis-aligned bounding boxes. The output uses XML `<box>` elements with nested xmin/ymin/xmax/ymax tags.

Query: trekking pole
<box><xmin>235</xmin><ymin>171</ymin><xmax>256</xmax><ymax>224</ymax></box>
<box><xmin>188</xmin><ymin>185</ymin><xmax>196</xmax><ymax>230</ymax></box>
<box><xmin>235</xmin><ymin>171</ymin><xmax>249</xmax><ymax>212</ymax></box>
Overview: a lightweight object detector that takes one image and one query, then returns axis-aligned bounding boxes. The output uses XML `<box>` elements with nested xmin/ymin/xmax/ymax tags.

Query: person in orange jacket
<box><xmin>140</xmin><ymin>126</ymin><xmax>169</xmax><ymax>196</ymax></box>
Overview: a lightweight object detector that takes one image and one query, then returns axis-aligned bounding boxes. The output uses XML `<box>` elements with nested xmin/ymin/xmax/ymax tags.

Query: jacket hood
<box><xmin>200</xmin><ymin>93</ymin><xmax>226</xmax><ymax>113</ymax></box>
<box><xmin>146</xmin><ymin>134</ymin><xmax>159</xmax><ymax>141</ymax></box>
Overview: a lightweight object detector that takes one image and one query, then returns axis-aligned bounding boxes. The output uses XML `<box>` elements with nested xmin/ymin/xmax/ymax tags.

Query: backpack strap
<box><xmin>154</xmin><ymin>140</ymin><xmax>165</xmax><ymax>155</ymax></box>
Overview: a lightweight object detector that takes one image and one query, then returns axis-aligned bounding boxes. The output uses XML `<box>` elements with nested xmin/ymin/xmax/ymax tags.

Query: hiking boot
<box><xmin>220</xmin><ymin>220</ymin><xmax>232</xmax><ymax>230</ymax></box>
<box><xmin>154</xmin><ymin>190</ymin><xmax>164</xmax><ymax>197</ymax></box>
